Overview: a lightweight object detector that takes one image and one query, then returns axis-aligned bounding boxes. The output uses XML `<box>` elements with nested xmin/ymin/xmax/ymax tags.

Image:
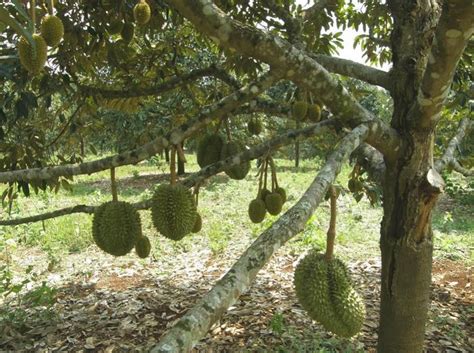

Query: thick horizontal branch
<box><xmin>350</xmin><ymin>143</ymin><xmax>386</xmax><ymax>184</ymax></box>
<box><xmin>311</xmin><ymin>54</ymin><xmax>390</xmax><ymax>90</ymax></box>
<box><xmin>0</xmin><ymin>73</ymin><xmax>278</xmax><ymax>184</ymax></box>
<box><xmin>413</xmin><ymin>0</ymin><xmax>474</xmax><ymax>129</ymax></box>
<box><xmin>452</xmin><ymin>160</ymin><xmax>473</xmax><ymax>177</ymax></box>
<box><xmin>151</xmin><ymin>125</ymin><xmax>370</xmax><ymax>352</ymax></box>
<box><xmin>163</xmin><ymin>0</ymin><xmax>401</xmax><ymax>161</ymax></box>
<box><xmin>435</xmin><ymin>118</ymin><xmax>473</xmax><ymax>173</ymax></box>
<box><xmin>79</xmin><ymin>64</ymin><xmax>240</xmax><ymax>99</ymax></box>
<box><xmin>0</xmin><ymin>119</ymin><xmax>336</xmax><ymax>226</ymax></box>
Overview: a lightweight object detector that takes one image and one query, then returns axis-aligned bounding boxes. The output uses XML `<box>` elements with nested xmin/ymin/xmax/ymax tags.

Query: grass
<box><xmin>0</xmin><ymin>154</ymin><xmax>472</xmax><ymax>265</ymax></box>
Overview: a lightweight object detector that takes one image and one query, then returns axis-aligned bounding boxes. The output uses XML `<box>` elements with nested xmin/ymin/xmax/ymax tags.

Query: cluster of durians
<box><xmin>92</xmin><ymin>201</ymin><xmax>151</xmax><ymax>258</ymax></box>
<box><xmin>294</xmin><ymin>250</ymin><xmax>366</xmax><ymax>337</ymax></box>
<box><xmin>106</xmin><ymin>0</ymin><xmax>151</xmax><ymax>43</ymax></box>
<box><xmin>196</xmin><ymin>134</ymin><xmax>251</xmax><ymax>180</ymax></box>
<box><xmin>248</xmin><ymin>157</ymin><xmax>287</xmax><ymax>223</ymax></box>
<box><xmin>18</xmin><ymin>14</ymin><xmax>64</xmax><ymax>74</ymax></box>
<box><xmin>292</xmin><ymin>100</ymin><xmax>322</xmax><ymax>122</ymax></box>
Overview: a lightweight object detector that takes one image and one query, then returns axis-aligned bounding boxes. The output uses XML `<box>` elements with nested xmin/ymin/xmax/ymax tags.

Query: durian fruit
<box><xmin>248</xmin><ymin>198</ymin><xmax>266</xmax><ymax>223</ymax></box>
<box><xmin>220</xmin><ymin>141</ymin><xmax>251</xmax><ymax>180</ymax></box>
<box><xmin>265</xmin><ymin>192</ymin><xmax>283</xmax><ymax>215</ymax></box>
<box><xmin>18</xmin><ymin>34</ymin><xmax>48</xmax><ymax>75</ymax></box>
<box><xmin>135</xmin><ymin>236</ymin><xmax>151</xmax><ymax>258</ymax></box>
<box><xmin>121</xmin><ymin>22</ymin><xmax>135</xmax><ymax>42</ymax></box>
<box><xmin>151</xmin><ymin>184</ymin><xmax>197</xmax><ymax>241</ymax></box>
<box><xmin>133</xmin><ymin>0</ymin><xmax>151</xmax><ymax>25</ymax></box>
<box><xmin>292</xmin><ymin>101</ymin><xmax>308</xmax><ymax>120</ymax></box>
<box><xmin>248</xmin><ymin>119</ymin><xmax>262</xmax><ymax>136</ymax></box>
<box><xmin>294</xmin><ymin>251</ymin><xmax>366</xmax><ymax>338</ymax></box>
<box><xmin>108</xmin><ymin>19</ymin><xmax>124</xmax><ymax>35</ymax></box>
<box><xmin>275</xmin><ymin>187</ymin><xmax>287</xmax><ymax>204</ymax></box>
<box><xmin>259</xmin><ymin>188</ymin><xmax>271</xmax><ymax>202</ymax></box>
<box><xmin>308</xmin><ymin>104</ymin><xmax>321</xmax><ymax>122</ymax></box>
<box><xmin>197</xmin><ymin>134</ymin><xmax>224</xmax><ymax>168</ymax></box>
<box><xmin>92</xmin><ymin>201</ymin><xmax>142</xmax><ymax>256</ymax></box>
<box><xmin>40</xmin><ymin>15</ymin><xmax>64</xmax><ymax>46</ymax></box>
<box><xmin>192</xmin><ymin>213</ymin><xmax>202</xmax><ymax>233</ymax></box>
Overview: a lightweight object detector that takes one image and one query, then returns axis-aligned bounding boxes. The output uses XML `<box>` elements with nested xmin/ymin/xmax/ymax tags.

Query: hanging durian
<box><xmin>292</xmin><ymin>101</ymin><xmax>308</xmax><ymax>120</ymax></box>
<box><xmin>133</xmin><ymin>0</ymin><xmax>151</xmax><ymax>25</ymax></box>
<box><xmin>220</xmin><ymin>141</ymin><xmax>251</xmax><ymax>180</ymax></box>
<box><xmin>135</xmin><ymin>236</ymin><xmax>151</xmax><ymax>258</ymax></box>
<box><xmin>18</xmin><ymin>34</ymin><xmax>48</xmax><ymax>74</ymax></box>
<box><xmin>92</xmin><ymin>201</ymin><xmax>142</xmax><ymax>256</ymax></box>
<box><xmin>197</xmin><ymin>134</ymin><xmax>224</xmax><ymax>168</ymax></box>
<box><xmin>41</xmin><ymin>14</ymin><xmax>64</xmax><ymax>46</ymax></box>
<box><xmin>151</xmin><ymin>183</ymin><xmax>197</xmax><ymax>241</ymax></box>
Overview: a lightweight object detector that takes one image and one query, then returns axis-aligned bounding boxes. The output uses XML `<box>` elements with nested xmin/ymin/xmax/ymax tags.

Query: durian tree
<box><xmin>0</xmin><ymin>1</ymin><xmax>473</xmax><ymax>352</ymax></box>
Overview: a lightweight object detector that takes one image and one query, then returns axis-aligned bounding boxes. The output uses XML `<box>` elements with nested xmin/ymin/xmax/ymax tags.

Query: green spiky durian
<box><xmin>248</xmin><ymin>119</ymin><xmax>263</xmax><ymax>135</ymax></box>
<box><xmin>265</xmin><ymin>192</ymin><xmax>283</xmax><ymax>215</ymax></box>
<box><xmin>275</xmin><ymin>187</ymin><xmax>287</xmax><ymax>204</ymax></box>
<box><xmin>92</xmin><ymin>201</ymin><xmax>142</xmax><ymax>256</ymax></box>
<box><xmin>108</xmin><ymin>19</ymin><xmax>124</xmax><ymax>35</ymax></box>
<box><xmin>135</xmin><ymin>236</ymin><xmax>151</xmax><ymax>258</ymax></box>
<box><xmin>248</xmin><ymin>198</ymin><xmax>266</xmax><ymax>223</ymax></box>
<box><xmin>40</xmin><ymin>15</ymin><xmax>64</xmax><ymax>46</ymax></box>
<box><xmin>121</xmin><ymin>22</ymin><xmax>135</xmax><ymax>42</ymax></box>
<box><xmin>220</xmin><ymin>141</ymin><xmax>251</xmax><ymax>180</ymax></box>
<box><xmin>133</xmin><ymin>0</ymin><xmax>151</xmax><ymax>25</ymax></box>
<box><xmin>292</xmin><ymin>101</ymin><xmax>308</xmax><ymax>120</ymax></box>
<box><xmin>197</xmin><ymin>134</ymin><xmax>224</xmax><ymax>168</ymax></box>
<box><xmin>192</xmin><ymin>213</ymin><xmax>202</xmax><ymax>233</ymax></box>
<box><xmin>18</xmin><ymin>34</ymin><xmax>48</xmax><ymax>75</ymax></box>
<box><xmin>151</xmin><ymin>184</ymin><xmax>197</xmax><ymax>241</ymax></box>
<box><xmin>307</xmin><ymin>104</ymin><xmax>321</xmax><ymax>122</ymax></box>
<box><xmin>294</xmin><ymin>251</ymin><xmax>366</xmax><ymax>338</ymax></box>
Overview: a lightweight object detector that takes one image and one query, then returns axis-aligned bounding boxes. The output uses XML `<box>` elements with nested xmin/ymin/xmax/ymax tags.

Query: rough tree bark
<box><xmin>378</xmin><ymin>1</ymin><xmax>473</xmax><ymax>352</ymax></box>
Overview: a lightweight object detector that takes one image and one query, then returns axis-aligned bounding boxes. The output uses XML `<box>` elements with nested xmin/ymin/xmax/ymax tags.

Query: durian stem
<box><xmin>224</xmin><ymin>117</ymin><xmax>232</xmax><ymax>141</ymax></box>
<box><xmin>47</xmin><ymin>0</ymin><xmax>53</xmax><ymax>15</ymax></box>
<box><xmin>110</xmin><ymin>168</ymin><xmax>118</xmax><ymax>201</ymax></box>
<box><xmin>31</xmin><ymin>0</ymin><xmax>36</xmax><ymax>30</ymax></box>
<box><xmin>263</xmin><ymin>158</ymin><xmax>269</xmax><ymax>191</ymax></box>
<box><xmin>325</xmin><ymin>185</ymin><xmax>338</xmax><ymax>261</ymax></box>
<box><xmin>257</xmin><ymin>158</ymin><xmax>265</xmax><ymax>198</ymax></box>
<box><xmin>170</xmin><ymin>146</ymin><xmax>177</xmax><ymax>185</ymax></box>
<box><xmin>194</xmin><ymin>183</ymin><xmax>201</xmax><ymax>207</ymax></box>
<box><xmin>269</xmin><ymin>157</ymin><xmax>278</xmax><ymax>191</ymax></box>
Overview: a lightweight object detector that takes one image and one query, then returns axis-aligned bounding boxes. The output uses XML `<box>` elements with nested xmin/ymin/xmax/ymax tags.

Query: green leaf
<box><xmin>0</xmin><ymin>7</ymin><xmax>34</xmax><ymax>47</ymax></box>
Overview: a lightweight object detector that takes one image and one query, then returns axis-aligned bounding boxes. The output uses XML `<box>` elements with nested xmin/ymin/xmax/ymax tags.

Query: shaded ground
<box><xmin>1</xmin><ymin>243</ymin><xmax>472</xmax><ymax>352</ymax></box>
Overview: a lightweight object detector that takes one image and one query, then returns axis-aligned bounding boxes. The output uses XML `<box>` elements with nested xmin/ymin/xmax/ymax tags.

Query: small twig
<box><xmin>224</xmin><ymin>117</ymin><xmax>232</xmax><ymax>141</ymax></box>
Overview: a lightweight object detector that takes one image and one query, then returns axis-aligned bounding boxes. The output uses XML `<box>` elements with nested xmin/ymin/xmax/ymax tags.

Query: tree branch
<box><xmin>163</xmin><ymin>0</ymin><xmax>401</xmax><ymax>161</ymax></box>
<box><xmin>79</xmin><ymin>64</ymin><xmax>240</xmax><ymax>99</ymax></box>
<box><xmin>435</xmin><ymin>118</ymin><xmax>473</xmax><ymax>173</ymax></box>
<box><xmin>0</xmin><ymin>119</ymin><xmax>336</xmax><ymax>226</ymax></box>
<box><xmin>151</xmin><ymin>125</ymin><xmax>370</xmax><ymax>352</ymax></box>
<box><xmin>311</xmin><ymin>54</ymin><xmax>390</xmax><ymax>89</ymax></box>
<box><xmin>413</xmin><ymin>0</ymin><xmax>474</xmax><ymax>129</ymax></box>
<box><xmin>0</xmin><ymin>73</ymin><xmax>278</xmax><ymax>184</ymax></box>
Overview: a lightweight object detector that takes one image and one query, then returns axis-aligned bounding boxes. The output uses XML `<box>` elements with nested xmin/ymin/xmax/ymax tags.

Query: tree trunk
<box><xmin>295</xmin><ymin>119</ymin><xmax>300</xmax><ymax>168</ymax></box>
<box><xmin>377</xmin><ymin>133</ymin><xmax>444</xmax><ymax>352</ymax></box>
<box><xmin>164</xmin><ymin>148</ymin><xmax>170</xmax><ymax>163</ymax></box>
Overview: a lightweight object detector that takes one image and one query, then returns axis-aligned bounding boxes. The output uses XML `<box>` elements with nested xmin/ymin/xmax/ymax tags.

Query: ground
<box><xmin>0</xmin><ymin>155</ymin><xmax>472</xmax><ymax>352</ymax></box>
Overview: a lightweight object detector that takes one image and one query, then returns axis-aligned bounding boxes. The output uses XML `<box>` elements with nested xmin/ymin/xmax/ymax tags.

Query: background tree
<box><xmin>0</xmin><ymin>1</ymin><xmax>472</xmax><ymax>352</ymax></box>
